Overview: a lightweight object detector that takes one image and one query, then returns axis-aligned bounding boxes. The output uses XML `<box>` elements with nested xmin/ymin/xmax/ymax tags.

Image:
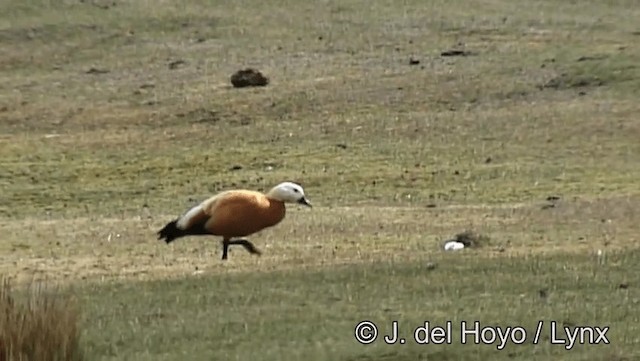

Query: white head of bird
<box><xmin>267</xmin><ymin>181</ymin><xmax>312</xmax><ymax>207</ymax></box>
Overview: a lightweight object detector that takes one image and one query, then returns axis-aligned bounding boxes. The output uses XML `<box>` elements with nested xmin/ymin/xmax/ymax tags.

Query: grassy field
<box><xmin>1</xmin><ymin>0</ymin><xmax>640</xmax><ymax>359</ymax></box>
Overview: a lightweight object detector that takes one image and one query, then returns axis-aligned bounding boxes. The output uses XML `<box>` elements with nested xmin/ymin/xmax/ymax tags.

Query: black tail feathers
<box><xmin>157</xmin><ymin>219</ymin><xmax>182</xmax><ymax>244</ymax></box>
<box><xmin>158</xmin><ymin>218</ymin><xmax>210</xmax><ymax>244</ymax></box>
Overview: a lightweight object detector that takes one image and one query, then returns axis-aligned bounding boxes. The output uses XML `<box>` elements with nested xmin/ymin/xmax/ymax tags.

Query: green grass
<box><xmin>75</xmin><ymin>250</ymin><xmax>640</xmax><ymax>361</ymax></box>
<box><xmin>1</xmin><ymin>0</ymin><xmax>640</xmax><ymax>359</ymax></box>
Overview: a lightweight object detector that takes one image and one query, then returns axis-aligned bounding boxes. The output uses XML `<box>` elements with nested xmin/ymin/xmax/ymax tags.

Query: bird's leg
<box><xmin>228</xmin><ymin>239</ymin><xmax>262</xmax><ymax>256</ymax></box>
<box><xmin>221</xmin><ymin>238</ymin><xmax>230</xmax><ymax>260</ymax></box>
<box><xmin>221</xmin><ymin>238</ymin><xmax>261</xmax><ymax>260</ymax></box>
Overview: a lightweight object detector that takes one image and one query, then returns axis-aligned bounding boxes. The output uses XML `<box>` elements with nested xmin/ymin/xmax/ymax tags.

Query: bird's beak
<box><xmin>297</xmin><ymin>197</ymin><xmax>312</xmax><ymax>208</ymax></box>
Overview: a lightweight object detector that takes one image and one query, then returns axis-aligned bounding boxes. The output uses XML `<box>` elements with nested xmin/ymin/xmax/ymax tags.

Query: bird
<box><xmin>157</xmin><ymin>181</ymin><xmax>312</xmax><ymax>260</ymax></box>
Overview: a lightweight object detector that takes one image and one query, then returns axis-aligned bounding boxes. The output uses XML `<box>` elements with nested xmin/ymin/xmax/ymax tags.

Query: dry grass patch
<box><xmin>0</xmin><ymin>279</ymin><xmax>82</xmax><ymax>361</ymax></box>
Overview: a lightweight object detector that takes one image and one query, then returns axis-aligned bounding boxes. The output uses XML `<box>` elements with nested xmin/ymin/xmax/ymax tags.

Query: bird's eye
<box><xmin>293</xmin><ymin>188</ymin><xmax>299</xmax><ymax>193</ymax></box>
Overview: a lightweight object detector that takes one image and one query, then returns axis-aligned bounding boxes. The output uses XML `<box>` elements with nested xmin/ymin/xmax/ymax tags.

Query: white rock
<box><xmin>444</xmin><ymin>241</ymin><xmax>465</xmax><ymax>251</ymax></box>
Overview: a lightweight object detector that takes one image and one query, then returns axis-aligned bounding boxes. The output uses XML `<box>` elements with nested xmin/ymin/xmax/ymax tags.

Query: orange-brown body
<box><xmin>197</xmin><ymin>190</ymin><xmax>286</xmax><ymax>238</ymax></box>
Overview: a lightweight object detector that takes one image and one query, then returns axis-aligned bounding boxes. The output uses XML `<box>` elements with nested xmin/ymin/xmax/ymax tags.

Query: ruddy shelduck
<box><xmin>157</xmin><ymin>181</ymin><xmax>312</xmax><ymax>260</ymax></box>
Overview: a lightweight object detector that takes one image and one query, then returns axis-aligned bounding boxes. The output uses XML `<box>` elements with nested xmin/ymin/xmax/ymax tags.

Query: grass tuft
<box><xmin>0</xmin><ymin>278</ymin><xmax>83</xmax><ymax>361</ymax></box>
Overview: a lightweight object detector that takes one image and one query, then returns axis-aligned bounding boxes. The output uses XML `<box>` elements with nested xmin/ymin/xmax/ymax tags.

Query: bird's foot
<box><xmin>221</xmin><ymin>239</ymin><xmax>262</xmax><ymax>260</ymax></box>
<box><xmin>231</xmin><ymin>239</ymin><xmax>262</xmax><ymax>256</ymax></box>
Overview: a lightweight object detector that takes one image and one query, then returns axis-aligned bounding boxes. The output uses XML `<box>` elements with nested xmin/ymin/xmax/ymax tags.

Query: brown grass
<box><xmin>0</xmin><ymin>279</ymin><xmax>82</xmax><ymax>361</ymax></box>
